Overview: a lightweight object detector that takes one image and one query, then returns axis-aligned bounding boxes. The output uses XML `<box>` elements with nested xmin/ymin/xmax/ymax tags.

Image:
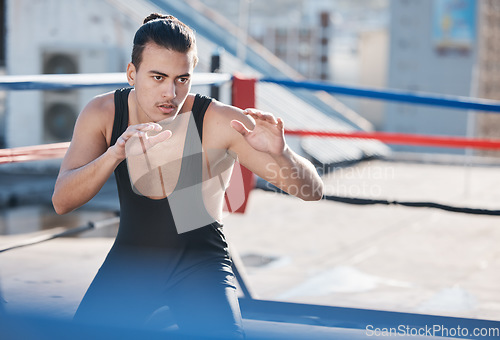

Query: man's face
<box><xmin>127</xmin><ymin>42</ymin><xmax>196</xmax><ymax>123</ymax></box>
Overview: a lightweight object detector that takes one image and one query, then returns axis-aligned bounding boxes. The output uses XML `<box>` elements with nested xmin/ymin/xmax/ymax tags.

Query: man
<box><xmin>52</xmin><ymin>13</ymin><xmax>323</xmax><ymax>339</ymax></box>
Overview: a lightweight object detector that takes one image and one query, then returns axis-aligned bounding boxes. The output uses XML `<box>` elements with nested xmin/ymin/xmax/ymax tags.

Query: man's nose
<box><xmin>162</xmin><ymin>82</ymin><xmax>175</xmax><ymax>99</ymax></box>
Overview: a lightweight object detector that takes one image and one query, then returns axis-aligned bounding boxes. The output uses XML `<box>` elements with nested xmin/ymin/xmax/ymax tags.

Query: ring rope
<box><xmin>260</xmin><ymin>78</ymin><xmax>500</xmax><ymax>113</ymax></box>
<box><xmin>0</xmin><ymin>216</ymin><xmax>120</xmax><ymax>254</ymax></box>
<box><xmin>0</xmin><ymin>142</ymin><xmax>69</xmax><ymax>164</ymax></box>
<box><xmin>256</xmin><ymin>183</ymin><xmax>500</xmax><ymax>217</ymax></box>
<box><xmin>1</xmin><ymin>74</ymin><xmax>499</xmax><ymax>219</ymax></box>
<box><xmin>0</xmin><ymin>72</ymin><xmax>231</xmax><ymax>90</ymax></box>
<box><xmin>3</xmin><ymin>128</ymin><xmax>500</xmax><ymax>165</ymax></box>
<box><xmin>284</xmin><ymin>129</ymin><xmax>500</xmax><ymax>150</ymax></box>
<box><xmin>322</xmin><ymin>195</ymin><xmax>500</xmax><ymax>216</ymax></box>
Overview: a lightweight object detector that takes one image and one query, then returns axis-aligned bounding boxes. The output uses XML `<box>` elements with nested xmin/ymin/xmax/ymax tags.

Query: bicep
<box><xmin>222</xmin><ymin>107</ymin><xmax>280</xmax><ymax>183</ymax></box>
<box><xmin>231</xmin><ymin>143</ymin><xmax>281</xmax><ymax>183</ymax></box>
<box><xmin>59</xmin><ymin>99</ymin><xmax>110</xmax><ymax>173</ymax></box>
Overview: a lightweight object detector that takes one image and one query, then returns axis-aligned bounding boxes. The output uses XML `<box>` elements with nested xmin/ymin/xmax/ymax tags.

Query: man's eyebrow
<box><xmin>149</xmin><ymin>70</ymin><xmax>168</xmax><ymax>77</ymax></box>
<box><xmin>177</xmin><ymin>73</ymin><xmax>192</xmax><ymax>78</ymax></box>
<box><xmin>148</xmin><ymin>70</ymin><xmax>191</xmax><ymax>78</ymax></box>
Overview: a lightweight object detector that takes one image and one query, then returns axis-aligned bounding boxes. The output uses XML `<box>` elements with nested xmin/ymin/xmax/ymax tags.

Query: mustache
<box><xmin>156</xmin><ymin>102</ymin><xmax>177</xmax><ymax>107</ymax></box>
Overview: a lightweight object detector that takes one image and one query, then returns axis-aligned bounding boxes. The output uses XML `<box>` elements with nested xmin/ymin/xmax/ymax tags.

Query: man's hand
<box><xmin>230</xmin><ymin>109</ymin><xmax>286</xmax><ymax>157</ymax></box>
<box><xmin>110</xmin><ymin>123</ymin><xmax>172</xmax><ymax>160</ymax></box>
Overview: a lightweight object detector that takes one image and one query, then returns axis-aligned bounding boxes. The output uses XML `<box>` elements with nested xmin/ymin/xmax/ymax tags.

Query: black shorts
<box><xmin>73</xmin><ymin>245</ymin><xmax>244</xmax><ymax>339</ymax></box>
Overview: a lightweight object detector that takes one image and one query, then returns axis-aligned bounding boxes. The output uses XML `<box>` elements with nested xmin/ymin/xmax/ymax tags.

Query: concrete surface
<box><xmin>1</xmin><ymin>159</ymin><xmax>500</xmax><ymax>337</ymax></box>
<box><xmin>224</xmin><ymin>160</ymin><xmax>500</xmax><ymax>321</ymax></box>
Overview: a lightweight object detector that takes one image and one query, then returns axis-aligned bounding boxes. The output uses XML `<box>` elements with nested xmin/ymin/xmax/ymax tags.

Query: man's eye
<box><xmin>153</xmin><ymin>75</ymin><xmax>163</xmax><ymax>81</ymax></box>
<box><xmin>178</xmin><ymin>78</ymin><xmax>189</xmax><ymax>84</ymax></box>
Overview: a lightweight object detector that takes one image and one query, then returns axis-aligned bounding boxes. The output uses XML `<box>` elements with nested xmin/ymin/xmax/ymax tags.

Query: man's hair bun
<box><xmin>132</xmin><ymin>12</ymin><xmax>198</xmax><ymax>68</ymax></box>
<box><xmin>143</xmin><ymin>13</ymin><xmax>177</xmax><ymax>24</ymax></box>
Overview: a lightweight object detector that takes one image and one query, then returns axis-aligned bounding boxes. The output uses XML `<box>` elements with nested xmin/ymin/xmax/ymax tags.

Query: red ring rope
<box><xmin>0</xmin><ymin>142</ymin><xmax>70</xmax><ymax>164</ymax></box>
<box><xmin>284</xmin><ymin>129</ymin><xmax>500</xmax><ymax>150</ymax></box>
<box><xmin>1</xmin><ymin>130</ymin><xmax>500</xmax><ymax>165</ymax></box>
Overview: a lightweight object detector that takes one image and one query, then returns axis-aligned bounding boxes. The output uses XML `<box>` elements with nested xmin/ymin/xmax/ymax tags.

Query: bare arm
<box><xmin>211</xmin><ymin>103</ymin><xmax>324</xmax><ymax>201</ymax></box>
<box><xmin>52</xmin><ymin>94</ymin><xmax>169</xmax><ymax>214</ymax></box>
<box><xmin>52</xmin><ymin>94</ymin><xmax>122</xmax><ymax>214</ymax></box>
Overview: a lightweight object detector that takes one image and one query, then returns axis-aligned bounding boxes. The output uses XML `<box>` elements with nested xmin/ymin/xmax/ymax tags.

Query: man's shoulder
<box><xmin>202</xmin><ymin>97</ymin><xmax>255</xmax><ymax>149</ymax></box>
<box><xmin>184</xmin><ymin>93</ymin><xmax>232</xmax><ymax>121</ymax></box>
<box><xmin>205</xmin><ymin>98</ymin><xmax>253</xmax><ymax>128</ymax></box>
<box><xmin>205</xmin><ymin>98</ymin><xmax>239</xmax><ymax>120</ymax></box>
<box><xmin>75</xmin><ymin>90</ymin><xmax>117</xmax><ymax>140</ymax></box>
<box><xmin>85</xmin><ymin>91</ymin><xmax>116</xmax><ymax>115</ymax></box>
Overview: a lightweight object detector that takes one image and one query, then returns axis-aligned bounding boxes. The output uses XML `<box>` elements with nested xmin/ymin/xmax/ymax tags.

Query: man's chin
<box><xmin>156</xmin><ymin>112</ymin><xmax>181</xmax><ymax>125</ymax></box>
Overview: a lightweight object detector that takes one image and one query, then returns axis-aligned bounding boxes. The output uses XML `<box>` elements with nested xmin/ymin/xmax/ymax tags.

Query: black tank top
<box><xmin>110</xmin><ymin>88</ymin><xmax>228</xmax><ymax>254</ymax></box>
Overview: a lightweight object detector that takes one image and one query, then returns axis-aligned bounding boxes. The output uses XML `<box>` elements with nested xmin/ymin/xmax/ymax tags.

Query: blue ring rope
<box><xmin>259</xmin><ymin>78</ymin><xmax>500</xmax><ymax>113</ymax></box>
<box><xmin>0</xmin><ymin>72</ymin><xmax>232</xmax><ymax>91</ymax></box>
<box><xmin>3</xmin><ymin>73</ymin><xmax>499</xmax><ymax>113</ymax></box>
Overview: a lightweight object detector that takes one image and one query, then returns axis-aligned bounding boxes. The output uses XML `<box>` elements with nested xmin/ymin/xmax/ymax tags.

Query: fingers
<box><xmin>243</xmin><ymin>109</ymin><xmax>285</xmax><ymax>134</ymax></box>
<box><xmin>147</xmin><ymin>129</ymin><xmax>172</xmax><ymax>145</ymax></box>
<box><xmin>230</xmin><ymin>120</ymin><xmax>250</xmax><ymax>136</ymax></box>
<box><xmin>243</xmin><ymin>109</ymin><xmax>278</xmax><ymax>125</ymax></box>
<box><xmin>276</xmin><ymin>117</ymin><xmax>284</xmax><ymax>131</ymax></box>
<box><xmin>117</xmin><ymin>123</ymin><xmax>163</xmax><ymax>146</ymax></box>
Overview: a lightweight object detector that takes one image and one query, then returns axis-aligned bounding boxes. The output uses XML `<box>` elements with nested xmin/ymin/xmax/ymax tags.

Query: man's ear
<box><xmin>126</xmin><ymin>62</ymin><xmax>136</xmax><ymax>86</ymax></box>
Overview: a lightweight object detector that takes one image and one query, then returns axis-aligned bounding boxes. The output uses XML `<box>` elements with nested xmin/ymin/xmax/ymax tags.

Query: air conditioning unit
<box><xmin>42</xmin><ymin>52</ymin><xmax>79</xmax><ymax>143</ymax></box>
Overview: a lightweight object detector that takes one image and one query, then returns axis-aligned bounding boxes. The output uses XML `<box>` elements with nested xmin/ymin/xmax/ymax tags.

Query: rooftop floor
<box><xmin>1</xmin><ymin>159</ymin><xmax>499</xmax><ymax>337</ymax></box>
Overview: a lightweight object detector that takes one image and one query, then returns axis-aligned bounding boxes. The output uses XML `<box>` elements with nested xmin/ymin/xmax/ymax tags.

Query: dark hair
<box><xmin>131</xmin><ymin>13</ymin><xmax>198</xmax><ymax>69</ymax></box>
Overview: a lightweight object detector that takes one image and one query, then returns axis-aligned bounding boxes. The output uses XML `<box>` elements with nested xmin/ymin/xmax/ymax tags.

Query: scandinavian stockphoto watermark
<box><xmin>125</xmin><ymin>114</ymin><xmax>397</xmax><ymax>233</ymax></box>
<box><xmin>328</xmin><ymin>165</ymin><xmax>395</xmax><ymax>197</ymax></box>
<box><xmin>264</xmin><ymin>162</ymin><xmax>395</xmax><ymax>198</ymax></box>
<box><xmin>365</xmin><ymin>324</ymin><xmax>500</xmax><ymax>338</ymax></box>
<box><xmin>263</xmin><ymin>163</ymin><xmax>324</xmax><ymax>198</ymax></box>
<box><xmin>125</xmin><ymin>112</ymin><xmax>246</xmax><ymax>234</ymax></box>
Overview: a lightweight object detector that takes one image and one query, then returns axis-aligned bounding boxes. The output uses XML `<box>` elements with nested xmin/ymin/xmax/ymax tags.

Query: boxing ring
<box><xmin>1</xmin><ymin>72</ymin><xmax>500</xmax><ymax>339</ymax></box>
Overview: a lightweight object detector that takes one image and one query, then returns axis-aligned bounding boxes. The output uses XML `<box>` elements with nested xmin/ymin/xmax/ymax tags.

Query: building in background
<box><xmin>198</xmin><ymin>0</ymin><xmax>390</xmax><ymax>129</ymax></box>
<box><xmin>198</xmin><ymin>0</ymin><xmax>388</xmax><ymax>79</ymax></box>
<box><xmin>0</xmin><ymin>0</ymin><xmax>6</xmax><ymax>147</ymax></box>
<box><xmin>2</xmin><ymin>0</ymin><xmax>387</xmax><ymax>169</ymax></box>
<box><xmin>476</xmin><ymin>0</ymin><xmax>500</xmax><ymax>157</ymax></box>
<box><xmin>6</xmin><ymin>1</ymin><xmax>491</xmax><ymax>158</ymax></box>
<box><xmin>1</xmin><ymin>0</ymin><xmax>390</xmax><ymax>151</ymax></box>
<box><xmin>385</xmin><ymin>0</ymin><xmax>479</xmax><ymax>155</ymax></box>
<box><xmin>202</xmin><ymin>0</ymin><xmax>500</xmax><ymax>157</ymax></box>
<box><xmin>198</xmin><ymin>0</ymin><xmax>334</xmax><ymax>80</ymax></box>
<box><xmin>5</xmin><ymin>0</ymin><xmax>137</xmax><ymax>148</ymax></box>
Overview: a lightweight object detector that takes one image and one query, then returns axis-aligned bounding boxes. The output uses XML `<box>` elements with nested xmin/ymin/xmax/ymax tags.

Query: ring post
<box><xmin>226</xmin><ymin>73</ymin><xmax>257</xmax><ymax>214</ymax></box>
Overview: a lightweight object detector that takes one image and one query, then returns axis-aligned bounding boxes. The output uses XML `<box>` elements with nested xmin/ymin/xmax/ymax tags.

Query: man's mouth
<box><xmin>158</xmin><ymin>104</ymin><xmax>176</xmax><ymax>114</ymax></box>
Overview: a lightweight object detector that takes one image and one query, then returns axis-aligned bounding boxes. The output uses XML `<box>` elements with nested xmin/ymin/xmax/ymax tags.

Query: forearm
<box><xmin>52</xmin><ymin>148</ymin><xmax>123</xmax><ymax>214</ymax></box>
<box><xmin>270</xmin><ymin>146</ymin><xmax>324</xmax><ymax>201</ymax></box>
